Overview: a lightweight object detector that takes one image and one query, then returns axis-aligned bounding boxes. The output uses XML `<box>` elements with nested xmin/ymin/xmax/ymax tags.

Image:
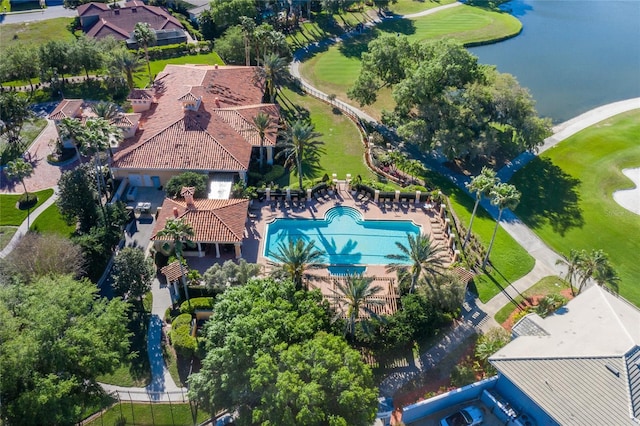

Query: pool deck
<box><xmin>245</xmin><ymin>183</ymin><xmax>455</xmax><ymax>281</ymax></box>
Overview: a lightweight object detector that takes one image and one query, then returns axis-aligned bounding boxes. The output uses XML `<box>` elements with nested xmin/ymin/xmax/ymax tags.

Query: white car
<box><xmin>440</xmin><ymin>405</ymin><xmax>484</xmax><ymax>426</ymax></box>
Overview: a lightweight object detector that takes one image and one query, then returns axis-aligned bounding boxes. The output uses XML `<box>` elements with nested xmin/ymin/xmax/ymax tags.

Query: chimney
<box><xmin>181</xmin><ymin>186</ymin><xmax>196</xmax><ymax>210</ymax></box>
<box><xmin>172</xmin><ymin>207</ymin><xmax>179</xmax><ymax>218</ymax></box>
<box><xmin>214</xmin><ymin>64</ymin><xmax>218</xmax><ymax>69</ymax></box>
<box><xmin>215</xmin><ymin>97</ymin><xmax>220</xmax><ymax>108</ymax></box>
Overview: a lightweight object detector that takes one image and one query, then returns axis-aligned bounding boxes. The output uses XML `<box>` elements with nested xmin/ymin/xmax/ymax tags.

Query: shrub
<box><xmin>142</xmin><ymin>291</ymin><xmax>153</xmax><ymax>313</ymax></box>
<box><xmin>18</xmin><ymin>193</ymin><xmax>37</xmax><ymax>209</ymax></box>
<box><xmin>172</xmin><ymin>313</ymin><xmax>193</xmax><ymax>329</ymax></box>
<box><xmin>450</xmin><ymin>362</ymin><xmax>477</xmax><ymax>388</ymax></box>
<box><xmin>170</xmin><ymin>325</ymin><xmax>197</xmax><ymax>358</ymax></box>
<box><xmin>179</xmin><ymin>297</ymin><xmax>214</xmax><ymax>314</ymax></box>
<box><xmin>263</xmin><ymin>165</ymin><xmax>285</xmax><ymax>184</ymax></box>
<box><xmin>165</xmin><ymin>172</ymin><xmax>208</xmax><ymax>198</ymax></box>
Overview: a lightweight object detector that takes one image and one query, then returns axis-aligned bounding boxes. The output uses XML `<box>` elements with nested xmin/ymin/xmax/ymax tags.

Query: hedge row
<box><xmin>179</xmin><ymin>297</ymin><xmax>214</xmax><ymax>314</ymax></box>
<box><xmin>170</xmin><ymin>313</ymin><xmax>197</xmax><ymax>358</ymax></box>
<box><xmin>143</xmin><ymin>41</ymin><xmax>213</xmax><ymax>61</ymax></box>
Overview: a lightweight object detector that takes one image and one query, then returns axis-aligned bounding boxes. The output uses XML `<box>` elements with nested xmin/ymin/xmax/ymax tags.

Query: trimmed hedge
<box><xmin>179</xmin><ymin>297</ymin><xmax>214</xmax><ymax>315</ymax></box>
<box><xmin>170</xmin><ymin>325</ymin><xmax>197</xmax><ymax>358</ymax></box>
<box><xmin>172</xmin><ymin>313</ymin><xmax>193</xmax><ymax>329</ymax></box>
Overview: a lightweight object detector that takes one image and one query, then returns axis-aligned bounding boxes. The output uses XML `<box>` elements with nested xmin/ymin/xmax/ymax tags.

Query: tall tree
<box><xmin>386</xmin><ymin>233</ymin><xmax>446</xmax><ymax>294</ymax></box>
<box><xmin>257</xmin><ymin>53</ymin><xmax>290</xmax><ymax>103</ymax></box>
<box><xmin>239</xmin><ymin>16</ymin><xmax>255</xmax><ymax>66</ymax></box>
<box><xmin>57</xmin><ymin>117</ymin><xmax>84</xmax><ymax>160</ymax></box>
<box><xmin>556</xmin><ymin>249</ymin><xmax>583</xmax><ymax>296</ymax></box>
<box><xmin>5</xmin><ymin>158</ymin><xmax>33</xmax><ymax>201</ymax></box>
<box><xmin>0</xmin><ymin>92</ymin><xmax>31</xmax><ymax>147</ymax></box>
<box><xmin>38</xmin><ymin>40</ymin><xmax>76</xmax><ymax>90</ymax></box>
<box><xmin>269</xmin><ymin>238</ymin><xmax>324</xmax><ymax>291</ymax></box>
<box><xmin>188</xmin><ymin>278</ymin><xmax>339</xmax><ymax>421</ymax></box>
<box><xmin>70</xmin><ymin>35</ymin><xmax>103</xmax><ymax>79</ymax></box>
<box><xmin>483</xmin><ymin>183</ymin><xmax>521</xmax><ymax>267</ymax></box>
<box><xmin>57</xmin><ymin>164</ymin><xmax>100</xmax><ymax>234</ymax></box>
<box><xmin>331</xmin><ymin>274</ymin><xmax>384</xmax><ymax>338</ymax></box>
<box><xmin>252</xmin><ymin>111</ymin><xmax>274</xmax><ymax>170</ymax></box>
<box><xmin>276</xmin><ymin>119</ymin><xmax>324</xmax><ymax>189</ymax></box>
<box><xmin>157</xmin><ymin>218</ymin><xmax>195</xmax><ymax>305</ymax></box>
<box><xmin>133</xmin><ymin>22</ymin><xmax>157</xmax><ymax>86</ymax></box>
<box><xmin>463</xmin><ymin>167</ymin><xmax>498</xmax><ymax>248</ymax></box>
<box><xmin>2</xmin><ymin>45</ymin><xmax>40</xmax><ymax>94</ymax></box>
<box><xmin>567</xmin><ymin>248</ymin><xmax>620</xmax><ymax>295</ymax></box>
<box><xmin>111</xmin><ymin>247</ymin><xmax>155</xmax><ymax>303</ymax></box>
<box><xmin>0</xmin><ymin>275</ymin><xmax>130</xmax><ymax>425</ymax></box>
<box><xmin>250</xmin><ymin>332</ymin><xmax>379</xmax><ymax>425</ymax></box>
<box><xmin>107</xmin><ymin>47</ymin><xmax>143</xmax><ymax>90</ymax></box>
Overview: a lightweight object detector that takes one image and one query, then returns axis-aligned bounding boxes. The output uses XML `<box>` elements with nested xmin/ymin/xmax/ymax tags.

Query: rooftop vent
<box><xmin>132</xmin><ymin>7</ymin><xmax>137</xmax><ymax>12</ymax></box>
<box><xmin>605</xmin><ymin>364</ymin><xmax>620</xmax><ymax>377</ymax></box>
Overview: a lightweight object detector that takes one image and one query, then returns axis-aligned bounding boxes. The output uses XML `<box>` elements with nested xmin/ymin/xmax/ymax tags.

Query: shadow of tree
<box><xmin>513</xmin><ymin>157</ymin><xmax>584</xmax><ymax>236</ymax></box>
<box><xmin>338</xmin><ymin>30</ymin><xmax>377</xmax><ymax>58</ymax></box>
<box><xmin>377</xmin><ymin>18</ymin><xmax>417</xmax><ymax>37</ymax></box>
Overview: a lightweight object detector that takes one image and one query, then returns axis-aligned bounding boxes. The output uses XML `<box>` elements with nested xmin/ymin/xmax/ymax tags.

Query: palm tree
<box><xmin>157</xmin><ymin>218</ymin><xmax>196</xmax><ymax>305</ymax></box>
<box><xmin>385</xmin><ymin>233</ymin><xmax>446</xmax><ymax>294</ymax></box>
<box><xmin>108</xmin><ymin>48</ymin><xmax>143</xmax><ymax>90</ymax></box>
<box><xmin>239</xmin><ymin>16</ymin><xmax>255</xmax><ymax>66</ymax></box>
<box><xmin>133</xmin><ymin>22</ymin><xmax>157</xmax><ymax>86</ymax></box>
<box><xmin>574</xmin><ymin>249</ymin><xmax>619</xmax><ymax>295</ymax></box>
<box><xmin>463</xmin><ymin>167</ymin><xmax>498</xmax><ymax>248</ymax></box>
<box><xmin>259</xmin><ymin>53</ymin><xmax>289</xmax><ymax>103</ymax></box>
<box><xmin>483</xmin><ymin>183</ymin><xmax>521</xmax><ymax>268</ymax></box>
<box><xmin>276</xmin><ymin>120</ymin><xmax>324</xmax><ymax>189</ymax></box>
<box><xmin>252</xmin><ymin>111</ymin><xmax>274</xmax><ymax>170</ymax></box>
<box><xmin>556</xmin><ymin>249</ymin><xmax>583</xmax><ymax>296</ymax></box>
<box><xmin>58</xmin><ymin>117</ymin><xmax>84</xmax><ymax>160</ymax></box>
<box><xmin>92</xmin><ymin>101</ymin><xmax>119</xmax><ymax>121</ymax></box>
<box><xmin>269</xmin><ymin>238</ymin><xmax>324</xmax><ymax>291</ymax></box>
<box><xmin>331</xmin><ymin>274</ymin><xmax>384</xmax><ymax>338</ymax></box>
<box><xmin>5</xmin><ymin>158</ymin><xmax>33</xmax><ymax>201</ymax></box>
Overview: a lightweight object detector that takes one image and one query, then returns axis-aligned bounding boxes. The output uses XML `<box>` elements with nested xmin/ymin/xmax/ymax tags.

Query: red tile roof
<box><xmin>111</xmin><ymin>113</ymin><xmax>141</xmax><ymax>128</ymax></box>
<box><xmin>113</xmin><ymin>65</ymin><xmax>281</xmax><ymax>173</ymax></box>
<box><xmin>160</xmin><ymin>260</ymin><xmax>187</xmax><ymax>282</ymax></box>
<box><xmin>49</xmin><ymin>99</ymin><xmax>84</xmax><ymax>120</ymax></box>
<box><xmin>152</xmin><ymin>197</ymin><xmax>249</xmax><ymax>243</ymax></box>
<box><xmin>128</xmin><ymin>89</ymin><xmax>154</xmax><ymax>100</ymax></box>
<box><xmin>78</xmin><ymin>1</ymin><xmax>184</xmax><ymax>41</ymax></box>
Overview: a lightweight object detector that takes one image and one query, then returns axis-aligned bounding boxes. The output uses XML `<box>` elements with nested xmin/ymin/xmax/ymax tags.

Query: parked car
<box><xmin>215</xmin><ymin>414</ymin><xmax>234</xmax><ymax>426</ymax></box>
<box><xmin>440</xmin><ymin>405</ymin><xmax>484</xmax><ymax>426</ymax></box>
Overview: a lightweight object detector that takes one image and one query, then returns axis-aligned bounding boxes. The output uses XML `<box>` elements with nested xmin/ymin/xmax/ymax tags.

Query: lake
<box><xmin>468</xmin><ymin>0</ymin><xmax>640</xmax><ymax>122</ymax></box>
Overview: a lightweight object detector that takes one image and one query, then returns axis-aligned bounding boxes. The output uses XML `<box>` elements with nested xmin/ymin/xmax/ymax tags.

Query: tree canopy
<box><xmin>349</xmin><ymin>37</ymin><xmax>551</xmax><ymax>161</ymax></box>
<box><xmin>189</xmin><ymin>278</ymin><xmax>377</xmax><ymax>423</ymax></box>
<box><xmin>0</xmin><ymin>275</ymin><xmax>130</xmax><ymax>425</ymax></box>
<box><xmin>165</xmin><ymin>172</ymin><xmax>208</xmax><ymax>199</ymax></box>
<box><xmin>110</xmin><ymin>247</ymin><xmax>155</xmax><ymax>302</ymax></box>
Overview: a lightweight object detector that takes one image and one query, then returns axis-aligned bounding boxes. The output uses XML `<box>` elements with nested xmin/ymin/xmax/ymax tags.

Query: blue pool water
<box><xmin>264</xmin><ymin>206</ymin><xmax>421</xmax><ymax>266</ymax></box>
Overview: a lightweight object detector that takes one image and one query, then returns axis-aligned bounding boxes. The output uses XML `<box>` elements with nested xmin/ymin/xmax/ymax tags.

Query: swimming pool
<box><xmin>264</xmin><ymin>206</ymin><xmax>421</xmax><ymax>266</ymax></box>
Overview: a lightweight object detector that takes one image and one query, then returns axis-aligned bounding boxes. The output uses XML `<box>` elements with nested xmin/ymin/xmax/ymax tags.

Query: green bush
<box><xmin>165</xmin><ymin>172</ymin><xmax>208</xmax><ymax>198</ymax></box>
<box><xmin>450</xmin><ymin>362</ymin><xmax>477</xmax><ymax>388</ymax></box>
<box><xmin>172</xmin><ymin>313</ymin><xmax>193</xmax><ymax>329</ymax></box>
<box><xmin>262</xmin><ymin>165</ymin><xmax>286</xmax><ymax>185</ymax></box>
<box><xmin>170</xmin><ymin>325</ymin><xmax>197</xmax><ymax>358</ymax></box>
<box><xmin>142</xmin><ymin>291</ymin><xmax>153</xmax><ymax>313</ymax></box>
<box><xmin>18</xmin><ymin>193</ymin><xmax>37</xmax><ymax>209</ymax></box>
<box><xmin>179</xmin><ymin>297</ymin><xmax>214</xmax><ymax>314</ymax></box>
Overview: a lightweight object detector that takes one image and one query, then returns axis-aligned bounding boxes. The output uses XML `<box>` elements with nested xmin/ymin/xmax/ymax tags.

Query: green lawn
<box><xmin>29</xmin><ymin>202</ymin><xmax>76</xmax><ymax>237</ymax></box>
<box><xmin>299</xmin><ymin>4</ymin><xmax>521</xmax><ymax>117</ymax></box>
<box><xmin>278</xmin><ymin>86</ymin><xmax>376</xmax><ymax>187</ymax></box>
<box><xmin>85</xmin><ymin>402</ymin><xmax>209</xmax><ymax>426</ymax></box>
<box><xmin>0</xmin><ymin>17</ymin><xmax>75</xmax><ymax>58</ymax></box>
<box><xmin>287</xmin><ymin>10</ymin><xmax>374</xmax><ymax>49</ymax></box>
<box><xmin>423</xmin><ymin>170</ymin><xmax>535</xmax><ymax>302</ymax></box>
<box><xmin>494</xmin><ymin>276</ymin><xmax>569</xmax><ymax>324</ymax></box>
<box><xmin>511</xmin><ymin>110</ymin><xmax>640</xmax><ymax>306</ymax></box>
<box><xmin>0</xmin><ymin>189</ymin><xmax>54</xmax><ymax>226</ymax></box>
<box><xmin>133</xmin><ymin>52</ymin><xmax>225</xmax><ymax>88</ymax></box>
<box><xmin>387</xmin><ymin>0</ymin><xmax>457</xmax><ymax>15</ymax></box>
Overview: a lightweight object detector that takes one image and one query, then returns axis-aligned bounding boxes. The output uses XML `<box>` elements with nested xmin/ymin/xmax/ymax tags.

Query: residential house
<box><xmin>111</xmin><ymin>64</ymin><xmax>280</xmax><ymax>190</ymax></box>
<box><xmin>77</xmin><ymin>1</ymin><xmax>187</xmax><ymax>47</ymax></box>
<box><xmin>401</xmin><ymin>285</ymin><xmax>640</xmax><ymax>426</ymax></box>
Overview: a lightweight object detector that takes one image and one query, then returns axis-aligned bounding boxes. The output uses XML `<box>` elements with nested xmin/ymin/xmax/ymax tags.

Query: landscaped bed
<box><xmin>0</xmin><ymin>188</ymin><xmax>54</xmax><ymax>226</ymax></box>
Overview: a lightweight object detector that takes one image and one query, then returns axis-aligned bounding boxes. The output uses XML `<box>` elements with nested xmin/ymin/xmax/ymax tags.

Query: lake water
<box><xmin>468</xmin><ymin>0</ymin><xmax>640</xmax><ymax>122</ymax></box>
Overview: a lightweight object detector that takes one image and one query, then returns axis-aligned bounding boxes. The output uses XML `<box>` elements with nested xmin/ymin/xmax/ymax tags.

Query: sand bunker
<box><xmin>613</xmin><ymin>168</ymin><xmax>640</xmax><ymax>215</ymax></box>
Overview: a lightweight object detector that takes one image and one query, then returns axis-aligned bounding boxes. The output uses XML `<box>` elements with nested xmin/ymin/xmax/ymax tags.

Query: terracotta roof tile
<box><xmin>152</xmin><ymin>198</ymin><xmax>249</xmax><ymax>243</ymax></box>
<box><xmin>160</xmin><ymin>260</ymin><xmax>187</xmax><ymax>282</ymax></box>
<box><xmin>214</xmin><ymin>104</ymin><xmax>279</xmax><ymax>147</ymax></box>
<box><xmin>113</xmin><ymin>64</ymin><xmax>281</xmax><ymax>172</ymax></box>
<box><xmin>111</xmin><ymin>113</ymin><xmax>141</xmax><ymax>128</ymax></box>
<box><xmin>128</xmin><ymin>89</ymin><xmax>154</xmax><ymax>100</ymax></box>
<box><xmin>49</xmin><ymin>99</ymin><xmax>84</xmax><ymax>120</ymax></box>
<box><xmin>113</xmin><ymin>114</ymin><xmax>249</xmax><ymax>171</ymax></box>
